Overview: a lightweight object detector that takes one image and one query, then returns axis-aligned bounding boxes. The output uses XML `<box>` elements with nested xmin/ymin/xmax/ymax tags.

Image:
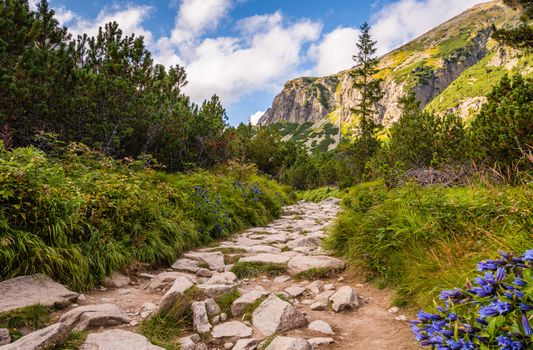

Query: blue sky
<box><xmin>42</xmin><ymin>0</ymin><xmax>484</xmax><ymax>125</ymax></box>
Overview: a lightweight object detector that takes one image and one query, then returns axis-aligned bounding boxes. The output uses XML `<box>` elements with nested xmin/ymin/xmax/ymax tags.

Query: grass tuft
<box><xmin>0</xmin><ymin>305</ymin><xmax>51</xmax><ymax>330</ymax></box>
<box><xmin>216</xmin><ymin>289</ymin><xmax>241</xmax><ymax>317</ymax></box>
<box><xmin>231</xmin><ymin>262</ymin><xmax>287</xmax><ymax>279</ymax></box>
<box><xmin>293</xmin><ymin>267</ymin><xmax>343</xmax><ymax>281</ymax></box>
<box><xmin>54</xmin><ymin>331</ymin><xmax>88</xmax><ymax>350</ymax></box>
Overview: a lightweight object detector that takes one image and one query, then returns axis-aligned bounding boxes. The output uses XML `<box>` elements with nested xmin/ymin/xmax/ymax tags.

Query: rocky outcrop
<box><xmin>1</xmin><ymin>323</ymin><xmax>70</xmax><ymax>350</ymax></box>
<box><xmin>258</xmin><ymin>1</ymin><xmax>520</xmax><ymax>131</ymax></box>
<box><xmin>59</xmin><ymin>303</ymin><xmax>130</xmax><ymax>330</ymax></box>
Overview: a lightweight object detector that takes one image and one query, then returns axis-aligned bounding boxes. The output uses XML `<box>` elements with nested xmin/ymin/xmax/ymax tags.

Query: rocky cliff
<box><xmin>259</xmin><ymin>1</ymin><xmax>530</xmax><ymax>130</ymax></box>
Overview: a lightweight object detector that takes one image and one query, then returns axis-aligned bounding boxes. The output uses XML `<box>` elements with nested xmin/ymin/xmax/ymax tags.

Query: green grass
<box><xmin>54</xmin><ymin>331</ymin><xmax>88</xmax><ymax>350</ymax></box>
<box><xmin>0</xmin><ymin>145</ymin><xmax>290</xmax><ymax>291</ymax></box>
<box><xmin>209</xmin><ymin>247</ymin><xmax>247</xmax><ymax>254</ymax></box>
<box><xmin>0</xmin><ymin>305</ymin><xmax>51</xmax><ymax>330</ymax></box>
<box><xmin>296</xmin><ymin>187</ymin><xmax>342</xmax><ymax>202</ymax></box>
<box><xmin>293</xmin><ymin>267</ymin><xmax>343</xmax><ymax>281</ymax></box>
<box><xmin>242</xmin><ymin>296</ymin><xmax>268</xmax><ymax>321</ymax></box>
<box><xmin>325</xmin><ymin>181</ymin><xmax>533</xmax><ymax>308</ymax></box>
<box><xmin>216</xmin><ymin>289</ymin><xmax>241</xmax><ymax>317</ymax></box>
<box><xmin>231</xmin><ymin>262</ymin><xmax>287</xmax><ymax>278</ymax></box>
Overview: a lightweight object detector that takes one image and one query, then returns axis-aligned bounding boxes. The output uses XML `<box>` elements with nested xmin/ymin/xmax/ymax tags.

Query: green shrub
<box><xmin>325</xmin><ymin>181</ymin><xmax>533</xmax><ymax>308</ymax></box>
<box><xmin>0</xmin><ymin>145</ymin><xmax>290</xmax><ymax>290</ymax></box>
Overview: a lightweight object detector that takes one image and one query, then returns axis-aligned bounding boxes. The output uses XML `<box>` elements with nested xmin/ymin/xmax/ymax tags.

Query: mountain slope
<box><xmin>258</xmin><ymin>1</ymin><xmax>531</xmax><ymax>140</ymax></box>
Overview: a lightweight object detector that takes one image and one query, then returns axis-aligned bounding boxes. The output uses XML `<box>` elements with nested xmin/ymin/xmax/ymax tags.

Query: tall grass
<box><xmin>325</xmin><ymin>180</ymin><xmax>533</xmax><ymax>308</ymax></box>
<box><xmin>0</xmin><ymin>143</ymin><xmax>290</xmax><ymax>290</ymax></box>
<box><xmin>295</xmin><ymin>187</ymin><xmax>343</xmax><ymax>202</ymax></box>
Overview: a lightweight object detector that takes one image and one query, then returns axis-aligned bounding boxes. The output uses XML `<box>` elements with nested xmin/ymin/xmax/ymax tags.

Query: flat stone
<box><xmin>179</xmin><ymin>336</ymin><xmax>196</xmax><ymax>350</ymax></box>
<box><xmin>184</xmin><ymin>252</ymin><xmax>226</xmax><ymax>271</ymax></box>
<box><xmin>239</xmin><ymin>254</ymin><xmax>291</xmax><ymax>265</ymax></box>
<box><xmin>0</xmin><ymin>274</ymin><xmax>79</xmax><ymax>313</ymax></box>
<box><xmin>306</xmin><ymin>281</ymin><xmax>323</xmax><ymax>295</ymax></box>
<box><xmin>310</xmin><ymin>301</ymin><xmax>327</xmax><ymax>310</ymax></box>
<box><xmin>329</xmin><ymin>286</ymin><xmax>359</xmax><ymax>312</ymax></box>
<box><xmin>0</xmin><ymin>328</ymin><xmax>10</xmax><ymax>345</ymax></box>
<box><xmin>196</xmin><ymin>268</ymin><xmax>215</xmax><ymax>277</ymax></box>
<box><xmin>80</xmin><ymin>329</ymin><xmax>164</xmax><ymax>350</ymax></box>
<box><xmin>103</xmin><ymin>273</ymin><xmax>130</xmax><ymax>288</ymax></box>
<box><xmin>252</xmin><ymin>295</ymin><xmax>307</xmax><ymax>336</ymax></box>
<box><xmin>247</xmin><ymin>245</ymin><xmax>282</xmax><ymax>254</ymax></box>
<box><xmin>308</xmin><ymin>320</ymin><xmax>334</xmax><ymax>335</ymax></box>
<box><xmin>159</xmin><ymin>277</ymin><xmax>194</xmax><ymax>312</ymax></box>
<box><xmin>197</xmin><ymin>284</ymin><xmax>237</xmax><ymax>298</ymax></box>
<box><xmin>172</xmin><ymin>258</ymin><xmax>200</xmax><ymax>273</ymax></box>
<box><xmin>231</xmin><ymin>290</ymin><xmax>269</xmax><ymax>316</ymax></box>
<box><xmin>212</xmin><ymin>321</ymin><xmax>253</xmax><ymax>339</ymax></box>
<box><xmin>284</xmin><ymin>286</ymin><xmax>305</xmax><ymax>297</ymax></box>
<box><xmin>286</xmin><ymin>237</ymin><xmax>322</xmax><ymax>249</ymax></box>
<box><xmin>149</xmin><ymin>272</ymin><xmax>196</xmax><ymax>290</ymax></box>
<box><xmin>191</xmin><ymin>301</ymin><xmax>212</xmax><ymax>334</ymax></box>
<box><xmin>273</xmin><ymin>276</ymin><xmax>291</xmax><ymax>283</ymax></box>
<box><xmin>204</xmin><ymin>298</ymin><xmax>221</xmax><ymax>317</ymax></box>
<box><xmin>59</xmin><ymin>304</ymin><xmax>130</xmax><ymax>330</ymax></box>
<box><xmin>264</xmin><ymin>337</ymin><xmax>312</xmax><ymax>350</ymax></box>
<box><xmin>207</xmin><ymin>272</ymin><xmax>238</xmax><ymax>285</ymax></box>
<box><xmin>323</xmin><ymin>284</ymin><xmax>335</xmax><ymax>291</ymax></box>
<box><xmin>307</xmin><ymin>337</ymin><xmax>334</xmax><ymax>347</ymax></box>
<box><xmin>287</xmin><ymin>256</ymin><xmax>345</xmax><ymax>276</ymax></box>
<box><xmin>1</xmin><ymin>323</ymin><xmax>69</xmax><ymax>350</ymax></box>
<box><xmin>232</xmin><ymin>338</ymin><xmax>258</xmax><ymax>350</ymax></box>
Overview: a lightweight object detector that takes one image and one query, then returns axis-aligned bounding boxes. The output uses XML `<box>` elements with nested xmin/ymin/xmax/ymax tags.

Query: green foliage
<box><xmin>0</xmin><ymin>145</ymin><xmax>289</xmax><ymax>290</ymax></box>
<box><xmin>293</xmin><ymin>267</ymin><xmax>342</xmax><ymax>281</ymax></box>
<box><xmin>492</xmin><ymin>0</ymin><xmax>533</xmax><ymax>49</ymax></box>
<box><xmin>469</xmin><ymin>74</ymin><xmax>533</xmax><ymax>170</ymax></box>
<box><xmin>216</xmin><ymin>289</ymin><xmax>241</xmax><ymax>317</ymax></box>
<box><xmin>242</xmin><ymin>296</ymin><xmax>268</xmax><ymax>320</ymax></box>
<box><xmin>0</xmin><ymin>305</ymin><xmax>50</xmax><ymax>330</ymax></box>
<box><xmin>296</xmin><ymin>187</ymin><xmax>342</xmax><ymax>202</ymax></box>
<box><xmin>325</xmin><ymin>181</ymin><xmax>533</xmax><ymax>308</ymax></box>
<box><xmin>54</xmin><ymin>331</ymin><xmax>88</xmax><ymax>350</ymax></box>
<box><xmin>231</xmin><ymin>262</ymin><xmax>287</xmax><ymax>278</ymax></box>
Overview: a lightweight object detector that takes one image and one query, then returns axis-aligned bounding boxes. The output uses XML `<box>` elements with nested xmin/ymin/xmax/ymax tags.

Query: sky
<box><xmin>39</xmin><ymin>0</ymin><xmax>486</xmax><ymax>125</ymax></box>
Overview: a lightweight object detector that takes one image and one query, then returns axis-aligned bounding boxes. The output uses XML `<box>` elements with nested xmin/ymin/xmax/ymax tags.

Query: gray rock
<box><xmin>252</xmin><ymin>294</ymin><xmax>307</xmax><ymax>336</ymax></box>
<box><xmin>287</xmin><ymin>255</ymin><xmax>345</xmax><ymax>276</ymax></box>
<box><xmin>103</xmin><ymin>272</ymin><xmax>130</xmax><ymax>288</ymax></box>
<box><xmin>284</xmin><ymin>286</ymin><xmax>305</xmax><ymax>297</ymax></box>
<box><xmin>204</xmin><ymin>298</ymin><xmax>221</xmax><ymax>317</ymax></box>
<box><xmin>307</xmin><ymin>337</ymin><xmax>334</xmax><ymax>347</ymax></box>
<box><xmin>231</xmin><ymin>290</ymin><xmax>269</xmax><ymax>316</ymax></box>
<box><xmin>0</xmin><ymin>328</ymin><xmax>10</xmax><ymax>345</ymax></box>
<box><xmin>207</xmin><ymin>272</ymin><xmax>238</xmax><ymax>285</ymax></box>
<box><xmin>159</xmin><ymin>277</ymin><xmax>194</xmax><ymax>312</ymax></box>
<box><xmin>80</xmin><ymin>329</ymin><xmax>164</xmax><ymax>350</ymax></box>
<box><xmin>306</xmin><ymin>281</ymin><xmax>323</xmax><ymax>295</ymax></box>
<box><xmin>196</xmin><ymin>268</ymin><xmax>215</xmax><ymax>277</ymax></box>
<box><xmin>59</xmin><ymin>303</ymin><xmax>130</xmax><ymax>330</ymax></box>
<box><xmin>220</xmin><ymin>312</ymin><xmax>228</xmax><ymax>322</ymax></box>
<box><xmin>329</xmin><ymin>286</ymin><xmax>359</xmax><ymax>312</ymax></box>
<box><xmin>179</xmin><ymin>336</ymin><xmax>196</xmax><ymax>350</ymax></box>
<box><xmin>172</xmin><ymin>258</ymin><xmax>200</xmax><ymax>273</ymax></box>
<box><xmin>273</xmin><ymin>276</ymin><xmax>290</xmax><ymax>283</ymax></box>
<box><xmin>184</xmin><ymin>252</ymin><xmax>226</xmax><ymax>271</ymax></box>
<box><xmin>232</xmin><ymin>338</ymin><xmax>258</xmax><ymax>350</ymax></box>
<box><xmin>247</xmin><ymin>245</ymin><xmax>282</xmax><ymax>254</ymax></box>
<box><xmin>310</xmin><ymin>301</ymin><xmax>327</xmax><ymax>311</ymax></box>
<box><xmin>149</xmin><ymin>272</ymin><xmax>196</xmax><ymax>290</ymax></box>
<box><xmin>140</xmin><ymin>302</ymin><xmax>158</xmax><ymax>319</ymax></box>
<box><xmin>308</xmin><ymin>320</ymin><xmax>334</xmax><ymax>335</ymax></box>
<box><xmin>225</xmin><ymin>342</ymin><xmax>235</xmax><ymax>349</ymax></box>
<box><xmin>191</xmin><ymin>301</ymin><xmax>212</xmax><ymax>334</ymax></box>
<box><xmin>211</xmin><ymin>321</ymin><xmax>253</xmax><ymax>339</ymax></box>
<box><xmin>197</xmin><ymin>283</ymin><xmax>237</xmax><ymax>298</ymax></box>
<box><xmin>1</xmin><ymin>323</ymin><xmax>69</xmax><ymax>350</ymax></box>
<box><xmin>0</xmin><ymin>274</ymin><xmax>79</xmax><ymax>313</ymax></box>
<box><xmin>239</xmin><ymin>253</ymin><xmax>291</xmax><ymax>265</ymax></box>
<box><xmin>286</xmin><ymin>237</ymin><xmax>322</xmax><ymax>249</ymax></box>
<box><xmin>264</xmin><ymin>337</ymin><xmax>312</xmax><ymax>350</ymax></box>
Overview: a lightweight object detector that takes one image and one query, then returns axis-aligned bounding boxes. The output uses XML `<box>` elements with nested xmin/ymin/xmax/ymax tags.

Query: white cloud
<box><xmin>308</xmin><ymin>27</ymin><xmax>359</xmax><ymax>76</ymax></box>
<box><xmin>67</xmin><ymin>5</ymin><xmax>154</xmax><ymax>44</ymax></box>
<box><xmin>370</xmin><ymin>0</ymin><xmax>485</xmax><ymax>55</ymax></box>
<box><xmin>169</xmin><ymin>0</ymin><xmax>232</xmax><ymax>45</ymax></box>
<box><xmin>178</xmin><ymin>13</ymin><xmax>322</xmax><ymax>104</ymax></box>
<box><xmin>249</xmin><ymin>110</ymin><xmax>265</xmax><ymax>125</ymax></box>
<box><xmin>54</xmin><ymin>7</ymin><xmax>76</xmax><ymax>26</ymax></box>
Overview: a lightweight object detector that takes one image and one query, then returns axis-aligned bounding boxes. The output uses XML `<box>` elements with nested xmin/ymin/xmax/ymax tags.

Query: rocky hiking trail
<box><xmin>0</xmin><ymin>198</ymin><xmax>418</xmax><ymax>350</ymax></box>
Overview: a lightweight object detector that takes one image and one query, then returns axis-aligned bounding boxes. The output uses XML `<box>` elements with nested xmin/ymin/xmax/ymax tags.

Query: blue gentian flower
<box><xmin>524</xmin><ymin>250</ymin><xmax>533</xmax><ymax>262</ymax></box>
<box><xmin>479</xmin><ymin>301</ymin><xmax>512</xmax><ymax>318</ymax></box>
<box><xmin>522</xmin><ymin>314</ymin><xmax>532</xmax><ymax>336</ymax></box>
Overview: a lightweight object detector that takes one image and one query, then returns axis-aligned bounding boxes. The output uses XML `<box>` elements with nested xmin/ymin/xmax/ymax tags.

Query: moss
<box><xmin>231</xmin><ymin>261</ymin><xmax>287</xmax><ymax>278</ymax></box>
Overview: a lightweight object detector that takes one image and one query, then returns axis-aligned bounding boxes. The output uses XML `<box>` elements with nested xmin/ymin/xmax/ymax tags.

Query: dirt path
<box><xmin>52</xmin><ymin>198</ymin><xmax>418</xmax><ymax>349</ymax></box>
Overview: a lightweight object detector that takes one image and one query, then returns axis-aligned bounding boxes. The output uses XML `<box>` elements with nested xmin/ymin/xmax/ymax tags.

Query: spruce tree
<box><xmin>492</xmin><ymin>0</ymin><xmax>533</xmax><ymax>49</ymax></box>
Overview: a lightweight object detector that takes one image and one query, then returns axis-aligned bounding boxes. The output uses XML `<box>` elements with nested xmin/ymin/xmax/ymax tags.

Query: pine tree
<box><xmin>492</xmin><ymin>0</ymin><xmax>533</xmax><ymax>49</ymax></box>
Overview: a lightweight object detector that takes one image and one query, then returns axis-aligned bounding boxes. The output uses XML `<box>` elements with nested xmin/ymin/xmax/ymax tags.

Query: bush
<box><xmin>0</xmin><ymin>144</ymin><xmax>290</xmax><ymax>290</ymax></box>
<box><xmin>325</xmin><ymin>181</ymin><xmax>533</xmax><ymax>307</ymax></box>
<box><xmin>412</xmin><ymin>250</ymin><xmax>533</xmax><ymax>349</ymax></box>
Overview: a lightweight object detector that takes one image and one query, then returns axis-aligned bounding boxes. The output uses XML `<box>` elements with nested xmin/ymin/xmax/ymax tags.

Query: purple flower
<box><xmin>439</xmin><ymin>288</ymin><xmax>465</xmax><ymax>301</ymax></box>
<box><xmin>519</xmin><ymin>303</ymin><xmax>533</xmax><ymax>312</ymax></box>
<box><xmin>477</xmin><ymin>260</ymin><xmax>499</xmax><ymax>271</ymax></box>
<box><xmin>479</xmin><ymin>301</ymin><xmax>512</xmax><ymax>318</ymax></box>
<box><xmin>523</xmin><ymin>313</ymin><xmax>532</xmax><ymax>336</ymax></box>
<box><xmin>497</xmin><ymin>335</ymin><xmax>526</xmax><ymax>350</ymax></box>
<box><xmin>524</xmin><ymin>250</ymin><xmax>533</xmax><ymax>262</ymax></box>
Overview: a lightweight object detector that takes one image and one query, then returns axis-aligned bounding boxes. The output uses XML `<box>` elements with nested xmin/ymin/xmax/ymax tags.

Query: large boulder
<box><xmin>159</xmin><ymin>277</ymin><xmax>195</xmax><ymax>312</ymax></box>
<box><xmin>264</xmin><ymin>337</ymin><xmax>312</xmax><ymax>350</ymax></box>
<box><xmin>58</xmin><ymin>304</ymin><xmax>130</xmax><ymax>330</ymax></box>
<box><xmin>329</xmin><ymin>286</ymin><xmax>359</xmax><ymax>312</ymax></box>
<box><xmin>183</xmin><ymin>252</ymin><xmax>226</xmax><ymax>271</ymax></box>
<box><xmin>0</xmin><ymin>274</ymin><xmax>78</xmax><ymax>313</ymax></box>
<box><xmin>1</xmin><ymin>323</ymin><xmax>69</xmax><ymax>350</ymax></box>
<box><xmin>252</xmin><ymin>295</ymin><xmax>307</xmax><ymax>336</ymax></box>
<box><xmin>80</xmin><ymin>329</ymin><xmax>164</xmax><ymax>350</ymax></box>
<box><xmin>287</xmin><ymin>255</ymin><xmax>345</xmax><ymax>275</ymax></box>
<box><xmin>211</xmin><ymin>321</ymin><xmax>253</xmax><ymax>339</ymax></box>
<box><xmin>231</xmin><ymin>290</ymin><xmax>269</xmax><ymax>316</ymax></box>
<box><xmin>239</xmin><ymin>254</ymin><xmax>291</xmax><ymax>265</ymax></box>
